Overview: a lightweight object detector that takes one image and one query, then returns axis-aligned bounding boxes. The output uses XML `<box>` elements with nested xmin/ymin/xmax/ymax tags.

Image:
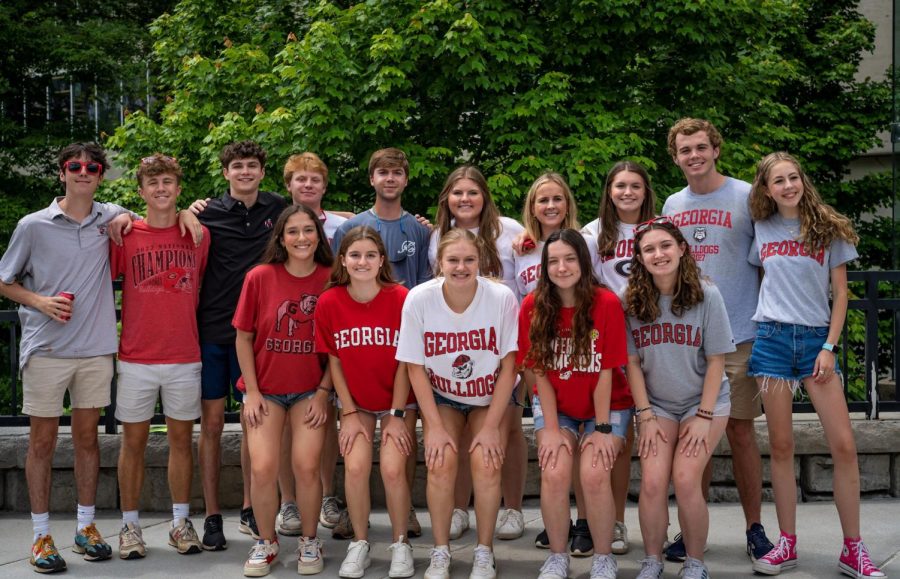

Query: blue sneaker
<box><xmin>73</xmin><ymin>523</ymin><xmax>112</xmax><ymax>561</ymax></box>
<box><xmin>30</xmin><ymin>535</ymin><xmax>67</xmax><ymax>573</ymax></box>
<box><xmin>665</xmin><ymin>533</ymin><xmax>686</xmax><ymax>562</ymax></box>
<box><xmin>746</xmin><ymin>523</ymin><xmax>774</xmax><ymax>561</ymax></box>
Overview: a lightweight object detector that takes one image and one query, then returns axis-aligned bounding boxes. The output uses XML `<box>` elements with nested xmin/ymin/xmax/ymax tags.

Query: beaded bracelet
<box><xmin>695</xmin><ymin>413</ymin><xmax>713</xmax><ymax>421</ymax></box>
<box><xmin>635</xmin><ymin>406</ymin><xmax>652</xmax><ymax>414</ymax></box>
<box><xmin>696</xmin><ymin>408</ymin><xmax>714</xmax><ymax>417</ymax></box>
<box><xmin>636</xmin><ymin>414</ymin><xmax>657</xmax><ymax>425</ymax></box>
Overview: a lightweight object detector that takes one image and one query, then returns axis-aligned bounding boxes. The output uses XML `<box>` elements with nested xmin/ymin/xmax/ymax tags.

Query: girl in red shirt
<box><xmin>518</xmin><ymin>229</ymin><xmax>629</xmax><ymax>579</ymax></box>
<box><xmin>233</xmin><ymin>205</ymin><xmax>333</xmax><ymax>577</ymax></box>
<box><xmin>314</xmin><ymin>226</ymin><xmax>415</xmax><ymax>578</ymax></box>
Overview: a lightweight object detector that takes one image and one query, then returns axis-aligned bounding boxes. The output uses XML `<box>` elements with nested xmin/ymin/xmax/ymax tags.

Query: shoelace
<box><xmin>123</xmin><ymin>525</ymin><xmax>142</xmax><ymax>542</ymax></box>
<box><xmin>849</xmin><ymin>540</ymin><xmax>879</xmax><ymax>574</ymax></box>
<box><xmin>497</xmin><ymin>510</ymin><xmax>509</xmax><ymax>526</ymax></box>
<box><xmin>299</xmin><ymin>538</ymin><xmax>321</xmax><ymax>559</ymax></box>
<box><xmin>430</xmin><ymin>548</ymin><xmax>451</xmax><ymax>569</ymax></box>
<box><xmin>36</xmin><ymin>536</ymin><xmax>59</xmax><ymax>558</ymax></box>
<box><xmin>763</xmin><ymin>535</ymin><xmax>792</xmax><ymax>562</ymax></box>
<box><xmin>473</xmin><ymin>547</ymin><xmax>494</xmax><ymax>570</ymax></box>
<box><xmin>249</xmin><ymin>542</ymin><xmax>274</xmax><ymax>560</ymax></box>
<box><xmin>282</xmin><ymin>504</ymin><xmax>300</xmax><ymax>522</ymax></box>
<box><xmin>541</xmin><ymin>554</ymin><xmax>568</xmax><ymax>577</ymax></box>
<box><xmin>591</xmin><ymin>555</ymin><xmax>616</xmax><ymax>576</ymax></box>
<box><xmin>638</xmin><ymin>556</ymin><xmax>662</xmax><ymax>574</ymax></box>
<box><xmin>82</xmin><ymin>524</ymin><xmax>104</xmax><ymax>544</ymax></box>
<box><xmin>206</xmin><ymin>517</ymin><xmax>223</xmax><ymax>533</ymax></box>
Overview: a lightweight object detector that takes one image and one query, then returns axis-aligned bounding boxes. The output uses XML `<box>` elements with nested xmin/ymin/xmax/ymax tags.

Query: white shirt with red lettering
<box><xmin>315</xmin><ymin>283</ymin><xmax>412</xmax><ymax>411</ymax></box>
<box><xmin>581</xmin><ymin>220</ymin><xmax>638</xmax><ymax>295</ymax></box>
<box><xmin>396</xmin><ymin>276</ymin><xmax>519</xmax><ymax>406</ymax></box>
<box><xmin>513</xmin><ymin>233</ymin><xmax>601</xmax><ymax>299</ymax></box>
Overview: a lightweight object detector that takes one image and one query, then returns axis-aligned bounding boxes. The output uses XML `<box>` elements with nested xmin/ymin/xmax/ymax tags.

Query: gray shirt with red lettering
<box><xmin>626</xmin><ymin>283</ymin><xmax>735</xmax><ymax>416</ymax></box>
<box><xmin>662</xmin><ymin>177</ymin><xmax>758</xmax><ymax>344</ymax></box>
<box><xmin>749</xmin><ymin>215</ymin><xmax>857</xmax><ymax>327</ymax></box>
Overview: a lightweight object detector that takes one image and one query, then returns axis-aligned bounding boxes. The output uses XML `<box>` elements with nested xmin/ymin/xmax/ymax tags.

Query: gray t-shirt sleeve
<box><xmin>701</xmin><ymin>284</ymin><xmax>736</xmax><ymax>356</ymax></box>
<box><xmin>0</xmin><ymin>218</ymin><xmax>33</xmax><ymax>284</ymax></box>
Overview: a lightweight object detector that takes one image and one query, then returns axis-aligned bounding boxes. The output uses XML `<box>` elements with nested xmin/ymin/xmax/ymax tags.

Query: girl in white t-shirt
<box><xmin>429</xmin><ymin>165</ymin><xmax>528</xmax><ymax>542</ymax></box>
<box><xmin>746</xmin><ymin>152</ymin><xmax>883</xmax><ymax>579</ymax></box>
<box><xmin>580</xmin><ymin>160</ymin><xmax>657</xmax><ymax>556</ymax></box>
<box><xmin>397</xmin><ymin>229</ymin><xmax>519</xmax><ymax>579</ymax></box>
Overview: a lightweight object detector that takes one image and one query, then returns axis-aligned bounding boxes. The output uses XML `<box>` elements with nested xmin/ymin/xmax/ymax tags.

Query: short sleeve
<box><xmin>828</xmin><ymin>239</ymin><xmax>858</xmax><ymax>269</ymax></box>
<box><xmin>702</xmin><ymin>285</ymin><xmax>736</xmax><ymax>356</ymax></box>
<box><xmin>232</xmin><ymin>268</ymin><xmax>261</xmax><ymax>333</ymax></box>
<box><xmin>516</xmin><ymin>295</ymin><xmax>534</xmax><ymax>367</ymax></box>
<box><xmin>395</xmin><ymin>292</ymin><xmax>426</xmax><ymax>365</ymax></box>
<box><xmin>497</xmin><ymin>285</ymin><xmax>519</xmax><ymax>357</ymax></box>
<box><xmin>597</xmin><ymin>290</ymin><xmax>628</xmax><ymax>368</ymax></box>
<box><xmin>313</xmin><ymin>292</ymin><xmax>337</xmax><ymax>355</ymax></box>
<box><xmin>0</xmin><ymin>220</ymin><xmax>33</xmax><ymax>284</ymax></box>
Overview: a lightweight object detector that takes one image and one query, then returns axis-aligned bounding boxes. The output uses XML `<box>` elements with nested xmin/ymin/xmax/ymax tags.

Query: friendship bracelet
<box><xmin>696</xmin><ymin>408</ymin><xmax>714</xmax><ymax>417</ymax></box>
<box><xmin>635</xmin><ymin>406</ymin><xmax>652</xmax><ymax>414</ymax></box>
<box><xmin>342</xmin><ymin>409</ymin><xmax>359</xmax><ymax>417</ymax></box>
<box><xmin>695</xmin><ymin>413</ymin><xmax>713</xmax><ymax>421</ymax></box>
<box><xmin>637</xmin><ymin>414</ymin><xmax>657</xmax><ymax>424</ymax></box>
<box><xmin>316</xmin><ymin>386</ymin><xmax>332</xmax><ymax>394</ymax></box>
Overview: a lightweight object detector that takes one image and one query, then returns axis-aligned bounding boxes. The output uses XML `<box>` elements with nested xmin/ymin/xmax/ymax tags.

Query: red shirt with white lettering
<box><xmin>315</xmin><ymin>283</ymin><xmax>412</xmax><ymax>411</ymax></box>
<box><xmin>232</xmin><ymin>263</ymin><xmax>329</xmax><ymax>395</ymax></box>
<box><xmin>517</xmin><ymin>287</ymin><xmax>631</xmax><ymax>419</ymax></box>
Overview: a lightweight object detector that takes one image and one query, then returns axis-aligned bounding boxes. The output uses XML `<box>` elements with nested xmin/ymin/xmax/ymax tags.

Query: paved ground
<box><xmin>0</xmin><ymin>500</ymin><xmax>897</xmax><ymax>578</ymax></box>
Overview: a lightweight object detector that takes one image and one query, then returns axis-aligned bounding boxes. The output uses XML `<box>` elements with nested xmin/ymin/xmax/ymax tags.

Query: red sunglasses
<box><xmin>64</xmin><ymin>160</ymin><xmax>104</xmax><ymax>175</ymax></box>
<box><xmin>634</xmin><ymin>216</ymin><xmax>673</xmax><ymax>235</ymax></box>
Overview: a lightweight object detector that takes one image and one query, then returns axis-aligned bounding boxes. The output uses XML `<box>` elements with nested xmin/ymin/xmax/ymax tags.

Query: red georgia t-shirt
<box><xmin>232</xmin><ymin>263</ymin><xmax>329</xmax><ymax>395</ymax></box>
<box><xmin>314</xmin><ymin>283</ymin><xmax>413</xmax><ymax>411</ymax></box>
<box><xmin>517</xmin><ymin>286</ymin><xmax>631</xmax><ymax>419</ymax></box>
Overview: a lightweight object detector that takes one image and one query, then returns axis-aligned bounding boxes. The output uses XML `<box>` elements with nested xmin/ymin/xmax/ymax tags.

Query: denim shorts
<box><xmin>531</xmin><ymin>394</ymin><xmax>633</xmax><ymax>440</ymax></box>
<box><xmin>748</xmin><ymin>322</ymin><xmax>841</xmax><ymax>385</ymax></box>
<box><xmin>263</xmin><ymin>389</ymin><xmax>316</xmax><ymax>410</ymax></box>
<box><xmin>432</xmin><ymin>386</ymin><xmax>517</xmax><ymax>416</ymax></box>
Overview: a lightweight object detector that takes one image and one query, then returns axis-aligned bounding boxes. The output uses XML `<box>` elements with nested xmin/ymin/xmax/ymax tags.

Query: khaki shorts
<box><xmin>726</xmin><ymin>342</ymin><xmax>762</xmax><ymax>420</ymax></box>
<box><xmin>115</xmin><ymin>360</ymin><xmax>202</xmax><ymax>422</ymax></box>
<box><xmin>22</xmin><ymin>355</ymin><xmax>113</xmax><ymax>418</ymax></box>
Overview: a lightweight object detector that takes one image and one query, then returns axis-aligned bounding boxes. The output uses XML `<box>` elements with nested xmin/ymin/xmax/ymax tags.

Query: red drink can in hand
<box><xmin>58</xmin><ymin>291</ymin><xmax>74</xmax><ymax>321</ymax></box>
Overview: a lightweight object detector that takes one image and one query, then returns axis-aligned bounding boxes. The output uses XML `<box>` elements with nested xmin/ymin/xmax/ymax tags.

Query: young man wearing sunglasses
<box><xmin>110</xmin><ymin>154</ymin><xmax>211</xmax><ymax>560</ymax></box>
<box><xmin>0</xmin><ymin>143</ymin><xmax>143</xmax><ymax>572</ymax></box>
<box><xmin>660</xmin><ymin>118</ymin><xmax>773</xmax><ymax>566</ymax></box>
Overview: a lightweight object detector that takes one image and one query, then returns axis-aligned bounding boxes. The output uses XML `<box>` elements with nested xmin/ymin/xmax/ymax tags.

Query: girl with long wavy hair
<box><xmin>624</xmin><ymin>218</ymin><xmax>733</xmax><ymax>579</ymax></box>
<box><xmin>428</xmin><ymin>166</ymin><xmax>528</xmax><ymax>541</ymax></box>
<box><xmin>234</xmin><ymin>204</ymin><xmax>334</xmax><ymax>577</ymax></box>
<box><xmin>397</xmin><ymin>228</ymin><xmax>519</xmax><ymax>579</ymax></box>
<box><xmin>518</xmin><ymin>229</ymin><xmax>628</xmax><ymax>579</ymax></box>
<box><xmin>745</xmin><ymin>153</ymin><xmax>883</xmax><ymax>578</ymax></box>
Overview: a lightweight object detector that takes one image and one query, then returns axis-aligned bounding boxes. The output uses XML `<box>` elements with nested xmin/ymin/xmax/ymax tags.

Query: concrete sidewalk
<box><xmin>0</xmin><ymin>500</ymin><xmax>897</xmax><ymax>578</ymax></box>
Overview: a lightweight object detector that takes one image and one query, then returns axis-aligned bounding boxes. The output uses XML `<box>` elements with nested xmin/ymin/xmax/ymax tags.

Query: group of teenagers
<box><xmin>0</xmin><ymin>117</ymin><xmax>886</xmax><ymax>579</ymax></box>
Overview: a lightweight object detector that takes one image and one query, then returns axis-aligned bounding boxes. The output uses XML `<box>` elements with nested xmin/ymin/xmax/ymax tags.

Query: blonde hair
<box><xmin>521</xmin><ymin>172</ymin><xmax>579</xmax><ymax>243</ymax></box>
<box><xmin>435</xmin><ymin>228</ymin><xmax>482</xmax><ymax>277</ymax></box>
<box><xmin>283</xmin><ymin>152</ymin><xmax>328</xmax><ymax>187</ymax></box>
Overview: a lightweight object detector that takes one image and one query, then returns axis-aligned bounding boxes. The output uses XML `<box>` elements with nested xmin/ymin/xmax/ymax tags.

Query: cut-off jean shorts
<box><xmin>748</xmin><ymin>321</ymin><xmax>842</xmax><ymax>394</ymax></box>
<box><xmin>532</xmin><ymin>394</ymin><xmax>633</xmax><ymax>440</ymax></box>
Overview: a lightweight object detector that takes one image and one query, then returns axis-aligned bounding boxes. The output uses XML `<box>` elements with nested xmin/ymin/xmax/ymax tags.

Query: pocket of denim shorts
<box><xmin>756</xmin><ymin>322</ymin><xmax>777</xmax><ymax>339</ymax></box>
<box><xmin>813</xmin><ymin>326</ymin><xmax>829</xmax><ymax>337</ymax></box>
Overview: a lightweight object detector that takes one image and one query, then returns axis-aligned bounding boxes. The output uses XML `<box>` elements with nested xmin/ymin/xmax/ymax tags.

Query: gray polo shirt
<box><xmin>0</xmin><ymin>197</ymin><xmax>126</xmax><ymax>368</ymax></box>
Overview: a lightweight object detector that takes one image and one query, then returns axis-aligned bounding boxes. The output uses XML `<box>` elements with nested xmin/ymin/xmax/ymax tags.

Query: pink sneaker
<box><xmin>839</xmin><ymin>537</ymin><xmax>885</xmax><ymax>578</ymax></box>
<box><xmin>752</xmin><ymin>532</ymin><xmax>798</xmax><ymax>575</ymax></box>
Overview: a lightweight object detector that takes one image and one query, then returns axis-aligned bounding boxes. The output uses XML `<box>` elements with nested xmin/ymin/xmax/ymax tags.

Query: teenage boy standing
<box><xmin>660</xmin><ymin>118</ymin><xmax>774</xmax><ymax>566</ymax></box>
<box><xmin>195</xmin><ymin>140</ymin><xmax>287</xmax><ymax>550</ymax></box>
<box><xmin>112</xmin><ymin>154</ymin><xmax>210</xmax><ymax>559</ymax></box>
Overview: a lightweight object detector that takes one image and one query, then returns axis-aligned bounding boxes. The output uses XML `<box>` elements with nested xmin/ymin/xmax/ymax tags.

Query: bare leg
<box><xmin>427</xmin><ymin>407</ymin><xmax>465</xmax><ymax>546</ymax></box>
<box><xmin>70</xmin><ymin>408</ymin><xmax>101</xmax><ymax>506</ymax></box>
<box><xmin>611</xmin><ymin>424</ymin><xmax>634</xmax><ymax>522</ymax></box>
<box><xmin>278</xmin><ymin>420</ymin><xmax>295</xmax><ymax>504</ymax></box>
<box><xmin>290</xmin><ymin>399</ymin><xmax>327</xmax><ymax>538</ymax></box>
<box><xmin>727</xmin><ymin>418</ymin><xmax>764</xmax><ymax>528</ymax></box>
<box><xmin>537</xmin><ymin>429</ymin><xmax>576</xmax><ymax>553</ymax></box>
<box><xmin>167</xmin><ymin>418</ymin><xmax>195</xmax><ymax>504</ymax></box>
<box><xmin>638</xmin><ymin>418</ymin><xmax>679</xmax><ymax>558</ymax></box>
<box><xmin>27</xmin><ymin>417</ymin><xmax>60</xmax><ymax>513</ymax></box>
<box><xmin>200</xmin><ymin>398</ymin><xmax>225</xmax><ymax>516</ymax></box>
<box><xmin>246</xmin><ymin>405</ymin><xmax>287</xmax><ymax>541</ymax></box>
<box><xmin>759</xmin><ymin>379</ymin><xmax>797</xmax><ymax>534</ymax></box>
<box><xmin>501</xmin><ymin>404</ymin><xmax>526</xmax><ymax>511</ymax></box>
<box><xmin>581</xmin><ymin>436</ymin><xmax>623</xmax><ymax>554</ymax></box>
<box><xmin>343</xmin><ymin>412</ymin><xmax>377</xmax><ymax>542</ymax></box>
<box><xmin>469</xmin><ymin>407</ymin><xmax>511</xmax><ymax>548</ymax></box>
<box><xmin>118</xmin><ymin>421</ymin><xmax>150</xmax><ymax>511</ymax></box>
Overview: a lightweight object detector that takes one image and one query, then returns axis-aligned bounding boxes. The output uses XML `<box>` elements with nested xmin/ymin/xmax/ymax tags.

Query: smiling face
<box><xmin>60</xmin><ymin>154</ymin><xmax>104</xmax><ymax>198</ymax></box>
<box><xmin>636</xmin><ymin>228</ymin><xmax>685</xmax><ymax>281</ymax></box>
<box><xmin>764</xmin><ymin>160</ymin><xmax>804</xmax><ymax>218</ymax></box>
<box><xmin>370</xmin><ymin>166</ymin><xmax>408</xmax><ymax>202</ymax></box>
<box><xmin>533</xmin><ymin>182</ymin><xmax>568</xmax><ymax>235</ymax></box>
<box><xmin>447</xmin><ymin>177</ymin><xmax>485</xmax><ymax>228</ymax></box>
<box><xmin>439</xmin><ymin>239</ymin><xmax>480</xmax><ymax>290</ymax></box>
<box><xmin>281</xmin><ymin>211</ymin><xmax>319</xmax><ymax>264</ymax></box>
<box><xmin>139</xmin><ymin>172</ymin><xmax>181</xmax><ymax>213</ymax></box>
<box><xmin>341</xmin><ymin>238</ymin><xmax>383</xmax><ymax>284</ymax></box>
<box><xmin>673</xmin><ymin>131</ymin><xmax>719</xmax><ymax>182</ymax></box>
<box><xmin>609</xmin><ymin>170</ymin><xmax>646</xmax><ymax>221</ymax></box>
<box><xmin>546</xmin><ymin>239</ymin><xmax>582</xmax><ymax>293</ymax></box>
<box><xmin>287</xmin><ymin>169</ymin><xmax>327</xmax><ymax>210</ymax></box>
<box><xmin>223</xmin><ymin>157</ymin><xmax>265</xmax><ymax>197</ymax></box>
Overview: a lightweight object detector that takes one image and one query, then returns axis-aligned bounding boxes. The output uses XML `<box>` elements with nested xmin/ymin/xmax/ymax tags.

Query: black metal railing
<box><xmin>1</xmin><ymin>271</ymin><xmax>898</xmax><ymax>430</ymax></box>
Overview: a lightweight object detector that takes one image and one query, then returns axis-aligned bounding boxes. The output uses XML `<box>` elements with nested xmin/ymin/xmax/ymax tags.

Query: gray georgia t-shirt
<box><xmin>332</xmin><ymin>209</ymin><xmax>432</xmax><ymax>290</ymax></box>
<box><xmin>626</xmin><ymin>282</ymin><xmax>736</xmax><ymax>416</ymax></box>
<box><xmin>0</xmin><ymin>197</ymin><xmax>125</xmax><ymax>368</ymax></box>
<box><xmin>749</xmin><ymin>215</ymin><xmax>858</xmax><ymax>327</ymax></box>
<box><xmin>662</xmin><ymin>177</ymin><xmax>759</xmax><ymax>344</ymax></box>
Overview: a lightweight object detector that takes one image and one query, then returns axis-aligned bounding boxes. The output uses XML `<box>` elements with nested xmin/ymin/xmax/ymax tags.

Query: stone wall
<box><xmin>0</xmin><ymin>419</ymin><xmax>897</xmax><ymax>511</ymax></box>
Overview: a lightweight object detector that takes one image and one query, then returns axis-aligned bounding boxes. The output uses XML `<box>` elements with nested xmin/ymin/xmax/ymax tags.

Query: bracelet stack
<box><xmin>696</xmin><ymin>408</ymin><xmax>714</xmax><ymax>421</ymax></box>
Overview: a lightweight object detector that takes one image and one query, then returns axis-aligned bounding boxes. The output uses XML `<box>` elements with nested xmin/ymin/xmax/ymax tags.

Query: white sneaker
<box><xmin>496</xmin><ymin>508</ymin><xmax>525</xmax><ymax>540</ymax></box>
<box><xmin>611</xmin><ymin>521</ymin><xmax>629</xmax><ymax>555</ymax></box>
<box><xmin>388</xmin><ymin>537</ymin><xmax>415</xmax><ymax>578</ymax></box>
<box><xmin>298</xmin><ymin>536</ymin><xmax>325</xmax><ymax>575</ymax></box>
<box><xmin>589</xmin><ymin>553</ymin><xmax>617</xmax><ymax>579</ymax></box>
<box><xmin>636</xmin><ymin>555</ymin><xmax>664</xmax><ymax>579</ymax></box>
<box><xmin>277</xmin><ymin>502</ymin><xmax>302</xmax><ymax>536</ymax></box>
<box><xmin>538</xmin><ymin>553</ymin><xmax>570</xmax><ymax>579</ymax></box>
<box><xmin>449</xmin><ymin>508</ymin><xmax>470</xmax><ymax>540</ymax></box>
<box><xmin>339</xmin><ymin>540</ymin><xmax>370</xmax><ymax>578</ymax></box>
<box><xmin>244</xmin><ymin>539</ymin><xmax>279</xmax><ymax>577</ymax></box>
<box><xmin>469</xmin><ymin>544</ymin><xmax>497</xmax><ymax>579</ymax></box>
<box><xmin>424</xmin><ymin>546</ymin><xmax>451</xmax><ymax>579</ymax></box>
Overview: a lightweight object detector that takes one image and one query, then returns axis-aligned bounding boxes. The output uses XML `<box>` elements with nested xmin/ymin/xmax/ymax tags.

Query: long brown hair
<box><xmin>260</xmin><ymin>205</ymin><xmax>334</xmax><ymax>267</ymax></box>
<box><xmin>435</xmin><ymin>165</ymin><xmax>503</xmax><ymax>277</ymax></box>
<box><xmin>327</xmin><ymin>226</ymin><xmax>396</xmax><ymax>288</ymax></box>
<box><xmin>749</xmin><ymin>152</ymin><xmax>858</xmax><ymax>250</ymax></box>
<box><xmin>521</xmin><ymin>172</ymin><xmax>579</xmax><ymax>243</ymax></box>
<box><xmin>596</xmin><ymin>161</ymin><xmax>656</xmax><ymax>257</ymax></box>
<box><xmin>525</xmin><ymin>229</ymin><xmax>599</xmax><ymax>372</ymax></box>
<box><xmin>625</xmin><ymin>221</ymin><xmax>704</xmax><ymax>323</ymax></box>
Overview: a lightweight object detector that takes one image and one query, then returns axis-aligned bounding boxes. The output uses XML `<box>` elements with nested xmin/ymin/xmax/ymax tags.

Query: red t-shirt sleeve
<box><xmin>596</xmin><ymin>288</ymin><xmax>628</xmax><ymax>369</ymax></box>
<box><xmin>232</xmin><ymin>269</ymin><xmax>260</xmax><ymax>333</ymax></box>
<box><xmin>313</xmin><ymin>290</ymin><xmax>337</xmax><ymax>356</ymax></box>
<box><xmin>109</xmin><ymin>239</ymin><xmax>124</xmax><ymax>280</ymax></box>
<box><xmin>516</xmin><ymin>294</ymin><xmax>535</xmax><ymax>368</ymax></box>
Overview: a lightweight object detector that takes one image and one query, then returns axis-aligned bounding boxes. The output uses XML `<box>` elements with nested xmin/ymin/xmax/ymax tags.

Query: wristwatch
<box><xmin>595</xmin><ymin>422</ymin><xmax>613</xmax><ymax>434</ymax></box>
<box><xmin>822</xmin><ymin>343</ymin><xmax>840</xmax><ymax>353</ymax></box>
<box><xmin>389</xmin><ymin>408</ymin><xmax>406</xmax><ymax>418</ymax></box>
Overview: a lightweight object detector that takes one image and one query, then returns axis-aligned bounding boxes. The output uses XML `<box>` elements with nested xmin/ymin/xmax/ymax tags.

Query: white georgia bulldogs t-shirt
<box><xmin>396</xmin><ymin>276</ymin><xmax>519</xmax><ymax>406</ymax></box>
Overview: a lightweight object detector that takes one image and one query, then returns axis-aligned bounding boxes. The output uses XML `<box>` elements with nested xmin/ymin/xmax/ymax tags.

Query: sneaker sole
<box><xmin>72</xmin><ymin>545</ymin><xmax>112</xmax><ymax>562</ymax></box>
<box><xmin>30</xmin><ymin>559</ymin><xmax>67</xmax><ymax>574</ymax></box>
<box><xmin>837</xmin><ymin>561</ymin><xmax>883</xmax><ymax>578</ymax></box>
<box><xmin>753</xmin><ymin>559</ymin><xmax>798</xmax><ymax>575</ymax></box>
<box><xmin>424</xmin><ymin>569</ymin><xmax>451</xmax><ymax>579</ymax></box>
<box><xmin>389</xmin><ymin>565</ymin><xmax>416</xmax><ymax>578</ymax></box>
<box><xmin>239</xmin><ymin>524</ymin><xmax>261</xmax><ymax>540</ymax></box>
<box><xmin>339</xmin><ymin>559</ymin><xmax>371</xmax><ymax>578</ymax></box>
<box><xmin>320</xmin><ymin>516</ymin><xmax>339</xmax><ymax>529</ymax></box>
<box><xmin>496</xmin><ymin>527</ymin><xmax>524</xmax><ymax>540</ymax></box>
<box><xmin>202</xmin><ymin>542</ymin><xmax>228</xmax><ymax>551</ymax></box>
<box><xmin>169</xmin><ymin>539</ymin><xmax>203</xmax><ymax>555</ymax></box>
<box><xmin>278</xmin><ymin>526</ymin><xmax>303</xmax><ymax>536</ymax></box>
<box><xmin>119</xmin><ymin>548</ymin><xmax>146</xmax><ymax>560</ymax></box>
<box><xmin>570</xmin><ymin>548</ymin><xmax>593</xmax><ymax>558</ymax></box>
<box><xmin>299</xmin><ymin>560</ymin><xmax>325</xmax><ymax>575</ymax></box>
<box><xmin>611</xmin><ymin>543</ymin><xmax>629</xmax><ymax>555</ymax></box>
<box><xmin>244</xmin><ymin>563</ymin><xmax>271</xmax><ymax>577</ymax></box>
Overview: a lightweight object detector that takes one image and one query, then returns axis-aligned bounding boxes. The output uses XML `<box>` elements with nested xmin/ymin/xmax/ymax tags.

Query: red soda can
<box><xmin>58</xmin><ymin>291</ymin><xmax>74</xmax><ymax>321</ymax></box>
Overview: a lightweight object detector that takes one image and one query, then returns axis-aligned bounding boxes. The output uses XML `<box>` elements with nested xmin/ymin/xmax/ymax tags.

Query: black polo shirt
<box><xmin>197</xmin><ymin>190</ymin><xmax>288</xmax><ymax>344</ymax></box>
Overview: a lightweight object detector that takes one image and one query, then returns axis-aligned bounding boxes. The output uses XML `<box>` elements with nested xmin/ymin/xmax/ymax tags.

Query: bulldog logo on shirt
<box><xmin>274</xmin><ymin>294</ymin><xmax>317</xmax><ymax>337</ymax></box>
<box><xmin>451</xmin><ymin>354</ymin><xmax>474</xmax><ymax>380</ymax></box>
<box><xmin>693</xmin><ymin>227</ymin><xmax>707</xmax><ymax>242</ymax></box>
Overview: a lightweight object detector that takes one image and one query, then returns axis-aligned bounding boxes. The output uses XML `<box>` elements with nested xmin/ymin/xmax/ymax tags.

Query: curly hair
<box><xmin>524</xmin><ymin>229</ymin><xmax>599</xmax><ymax>373</ymax></box>
<box><xmin>136</xmin><ymin>154</ymin><xmax>182</xmax><ymax>186</ymax></box>
<box><xmin>219</xmin><ymin>140</ymin><xmax>267</xmax><ymax>169</ymax></box>
<box><xmin>666</xmin><ymin>118</ymin><xmax>723</xmax><ymax>159</ymax></box>
<box><xmin>435</xmin><ymin>165</ymin><xmax>503</xmax><ymax>278</ymax></box>
<box><xmin>260</xmin><ymin>205</ymin><xmax>334</xmax><ymax>267</ymax></box>
<box><xmin>327</xmin><ymin>226</ymin><xmax>396</xmax><ymax>288</ymax></box>
<box><xmin>595</xmin><ymin>161</ymin><xmax>656</xmax><ymax>257</ymax></box>
<box><xmin>625</xmin><ymin>221</ymin><xmax>704</xmax><ymax>323</ymax></box>
<box><xmin>521</xmin><ymin>172</ymin><xmax>580</xmax><ymax>243</ymax></box>
<box><xmin>749</xmin><ymin>152</ymin><xmax>858</xmax><ymax>250</ymax></box>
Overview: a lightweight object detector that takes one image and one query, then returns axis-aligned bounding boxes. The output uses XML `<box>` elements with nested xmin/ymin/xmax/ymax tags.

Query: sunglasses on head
<box><xmin>65</xmin><ymin>160</ymin><xmax>103</xmax><ymax>175</ymax></box>
<box><xmin>634</xmin><ymin>216</ymin><xmax>673</xmax><ymax>235</ymax></box>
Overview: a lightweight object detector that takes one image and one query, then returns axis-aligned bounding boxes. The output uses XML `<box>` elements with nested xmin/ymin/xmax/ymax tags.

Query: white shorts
<box><xmin>115</xmin><ymin>360</ymin><xmax>202</xmax><ymax>422</ymax></box>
